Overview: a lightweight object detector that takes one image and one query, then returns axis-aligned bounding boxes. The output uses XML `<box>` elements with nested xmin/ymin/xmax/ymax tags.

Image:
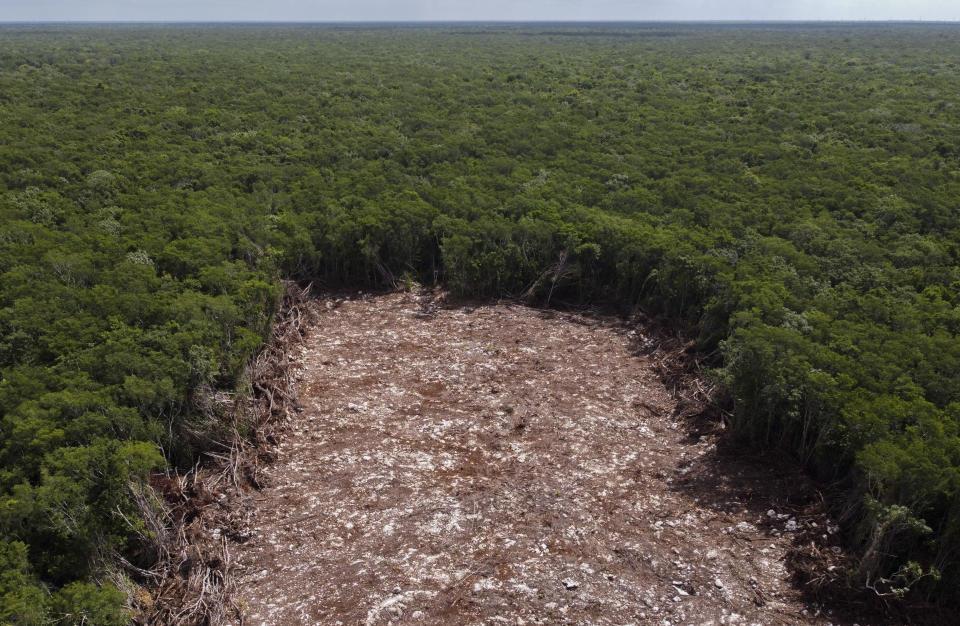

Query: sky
<box><xmin>1</xmin><ymin>0</ymin><xmax>958</xmax><ymax>23</ymax></box>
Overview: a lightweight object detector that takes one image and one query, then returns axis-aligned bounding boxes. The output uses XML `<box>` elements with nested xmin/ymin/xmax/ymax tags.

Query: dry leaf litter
<box><xmin>228</xmin><ymin>291</ymin><xmax>842</xmax><ymax>625</ymax></box>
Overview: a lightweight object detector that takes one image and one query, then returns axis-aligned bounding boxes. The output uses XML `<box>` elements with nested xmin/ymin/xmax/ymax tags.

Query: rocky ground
<box><xmin>227</xmin><ymin>290</ymin><xmax>847</xmax><ymax>625</ymax></box>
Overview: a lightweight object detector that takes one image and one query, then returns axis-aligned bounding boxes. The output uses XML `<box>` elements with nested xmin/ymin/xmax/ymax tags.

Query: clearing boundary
<box><xmin>227</xmin><ymin>290</ymin><xmax>842</xmax><ymax>625</ymax></box>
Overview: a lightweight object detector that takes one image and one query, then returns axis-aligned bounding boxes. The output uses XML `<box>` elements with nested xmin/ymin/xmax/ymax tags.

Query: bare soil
<box><xmin>228</xmin><ymin>290</ymin><xmax>844</xmax><ymax>625</ymax></box>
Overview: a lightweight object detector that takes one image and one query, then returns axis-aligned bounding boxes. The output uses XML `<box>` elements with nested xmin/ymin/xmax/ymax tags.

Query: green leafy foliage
<box><xmin>2</xmin><ymin>22</ymin><xmax>960</xmax><ymax>617</ymax></box>
<box><xmin>0</xmin><ymin>541</ymin><xmax>46</xmax><ymax>625</ymax></box>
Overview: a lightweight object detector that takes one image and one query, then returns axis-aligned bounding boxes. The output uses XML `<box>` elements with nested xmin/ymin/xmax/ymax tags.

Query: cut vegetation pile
<box><xmin>225</xmin><ymin>291</ymin><xmax>846</xmax><ymax>624</ymax></box>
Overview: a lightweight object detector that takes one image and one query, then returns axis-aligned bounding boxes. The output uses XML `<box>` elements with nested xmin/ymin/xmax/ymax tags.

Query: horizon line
<box><xmin>2</xmin><ymin>19</ymin><xmax>960</xmax><ymax>25</ymax></box>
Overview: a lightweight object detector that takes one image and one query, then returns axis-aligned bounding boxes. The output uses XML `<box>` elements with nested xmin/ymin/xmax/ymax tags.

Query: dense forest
<box><xmin>2</xmin><ymin>22</ymin><xmax>960</xmax><ymax>622</ymax></box>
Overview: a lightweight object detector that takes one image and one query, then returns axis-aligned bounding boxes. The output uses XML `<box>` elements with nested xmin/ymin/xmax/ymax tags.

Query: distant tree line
<box><xmin>2</xmin><ymin>22</ymin><xmax>960</xmax><ymax>621</ymax></box>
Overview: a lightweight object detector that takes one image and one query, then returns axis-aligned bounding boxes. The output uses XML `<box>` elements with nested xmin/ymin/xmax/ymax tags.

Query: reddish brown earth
<box><xmin>228</xmin><ymin>291</ymin><xmax>844</xmax><ymax>625</ymax></box>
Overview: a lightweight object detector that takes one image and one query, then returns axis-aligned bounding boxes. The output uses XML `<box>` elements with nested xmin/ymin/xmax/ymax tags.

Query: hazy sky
<box><xmin>2</xmin><ymin>1</ymin><xmax>958</xmax><ymax>22</ymax></box>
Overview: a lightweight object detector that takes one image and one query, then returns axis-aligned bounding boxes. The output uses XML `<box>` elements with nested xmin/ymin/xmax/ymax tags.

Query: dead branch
<box><xmin>132</xmin><ymin>281</ymin><xmax>318</xmax><ymax>625</ymax></box>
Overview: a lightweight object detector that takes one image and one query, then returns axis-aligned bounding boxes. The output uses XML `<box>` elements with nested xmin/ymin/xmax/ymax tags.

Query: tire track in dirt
<box><xmin>230</xmin><ymin>291</ymin><xmax>830</xmax><ymax>625</ymax></box>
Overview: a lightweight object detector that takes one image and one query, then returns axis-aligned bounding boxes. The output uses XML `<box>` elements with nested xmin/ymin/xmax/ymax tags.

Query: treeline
<box><xmin>2</xmin><ymin>23</ymin><xmax>960</xmax><ymax>621</ymax></box>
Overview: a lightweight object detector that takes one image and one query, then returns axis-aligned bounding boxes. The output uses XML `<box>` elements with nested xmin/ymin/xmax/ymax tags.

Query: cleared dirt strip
<box><xmin>230</xmin><ymin>291</ymin><xmax>830</xmax><ymax>625</ymax></box>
